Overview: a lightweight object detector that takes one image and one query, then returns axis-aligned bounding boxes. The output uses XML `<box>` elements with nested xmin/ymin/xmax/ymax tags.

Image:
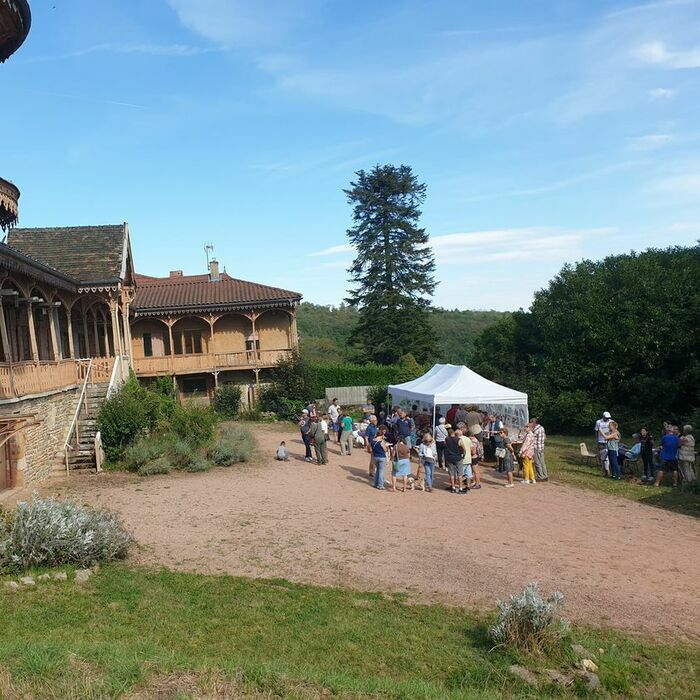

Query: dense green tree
<box><xmin>345</xmin><ymin>164</ymin><xmax>436</xmax><ymax>364</ymax></box>
<box><xmin>471</xmin><ymin>245</ymin><xmax>700</xmax><ymax>432</ymax></box>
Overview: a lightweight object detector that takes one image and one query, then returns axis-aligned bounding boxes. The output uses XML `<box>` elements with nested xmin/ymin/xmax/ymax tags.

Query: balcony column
<box><xmin>0</xmin><ymin>302</ymin><xmax>16</xmax><ymax>396</ymax></box>
<box><xmin>166</xmin><ymin>318</ymin><xmax>175</xmax><ymax>373</ymax></box>
<box><xmin>92</xmin><ymin>313</ymin><xmax>101</xmax><ymax>358</ymax></box>
<box><xmin>290</xmin><ymin>311</ymin><xmax>299</xmax><ymax>348</ymax></box>
<box><xmin>66</xmin><ymin>309</ymin><xmax>75</xmax><ymax>359</ymax></box>
<box><xmin>109</xmin><ymin>299</ymin><xmax>121</xmax><ymax>360</ymax></box>
<box><xmin>81</xmin><ymin>306</ymin><xmax>90</xmax><ymax>357</ymax></box>
<box><xmin>250</xmin><ymin>313</ymin><xmax>259</xmax><ymax>363</ymax></box>
<box><xmin>26</xmin><ymin>302</ymin><xmax>39</xmax><ymax>362</ymax></box>
<box><xmin>48</xmin><ymin>306</ymin><xmax>62</xmax><ymax>360</ymax></box>
<box><xmin>121</xmin><ymin>297</ymin><xmax>132</xmax><ymax>360</ymax></box>
<box><xmin>102</xmin><ymin>312</ymin><xmax>110</xmax><ymax>357</ymax></box>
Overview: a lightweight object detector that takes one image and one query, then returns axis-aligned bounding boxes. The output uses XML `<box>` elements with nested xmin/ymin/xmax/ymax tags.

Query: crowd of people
<box><xmin>291</xmin><ymin>400</ymin><xmax>552</xmax><ymax>493</ymax></box>
<box><xmin>594</xmin><ymin>411</ymin><xmax>696</xmax><ymax>486</ymax></box>
<box><xmin>287</xmin><ymin>401</ymin><xmax>697</xmax><ymax>493</ymax></box>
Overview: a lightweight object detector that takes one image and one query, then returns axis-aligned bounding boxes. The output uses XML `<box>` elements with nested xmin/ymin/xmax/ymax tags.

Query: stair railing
<box><xmin>64</xmin><ymin>358</ymin><xmax>94</xmax><ymax>476</ymax></box>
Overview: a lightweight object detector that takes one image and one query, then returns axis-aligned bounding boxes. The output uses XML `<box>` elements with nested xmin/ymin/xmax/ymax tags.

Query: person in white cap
<box><xmin>594</xmin><ymin>411</ymin><xmax>613</xmax><ymax>475</ymax></box>
<box><xmin>298</xmin><ymin>409</ymin><xmax>313</xmax><ymax>462</ymax></box>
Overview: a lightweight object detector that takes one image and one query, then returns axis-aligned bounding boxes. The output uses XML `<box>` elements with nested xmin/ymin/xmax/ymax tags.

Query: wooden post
<box><xmin>167</xmin><ymin>318</ymin><xmax>175</xmax><ymax>372</ymax></box>
<box><xmin>26</xmin><ymin>303</ymin><xmax>39</xmax><ymax>362</ymax></box>
<box><xmin>290</xmin><ymin>311</ymin><xmax>299</xmax><ymax>348</ymax></box>
<box><xmin>66</xmin><ymin>310</ymin><xmax>75</xmax><ymax>359</ymax></box>
<box><xmin>0</xmin><ymin>302</ymin><xmax>16</xmax><ymax>396</ymax></box>
<box><xmin>110</xmin><ymin>300</ymin><xmax>121</xmax><ymax>360</ymax></box>
<box><xmin>102</xmin><ymin>312</ymin><xmax>110</xmax><ymax>357</ymax></box>
<box><xmin>48</xmin><ymin>307</ymin><xmax>61</xmax><ymax>360</ymax></box>
<box><xmin>81</xmin><ymin>307</ymin><xmax>90</xmax><ymax>358</ymax></box>
<box><xmin>250</xmin><ymin>313</ymin><xmax>259</xmax><ymax>363</ymax></box>
<box><xmin>92</xmin><ymin>313</ymin><xmax>100</xmax><ymax>358</ymax></box>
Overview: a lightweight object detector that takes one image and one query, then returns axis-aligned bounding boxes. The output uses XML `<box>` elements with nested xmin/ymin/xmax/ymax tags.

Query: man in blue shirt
<box><xmin>397</xmin><ymin>411</ymin><xmax>412</xmax><ymax>445</ymax></box>
<box><xmin>654</xmin><ymin>425</ymin><xmax>680</xmax><ymax>487</ymax></box>
<box><xmin>366</xmin><ymin>415</ymin><xmax>378</xmax><ymax>478</ymax></box>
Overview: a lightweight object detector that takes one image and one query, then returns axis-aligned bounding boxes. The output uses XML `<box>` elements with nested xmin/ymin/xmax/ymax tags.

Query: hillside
<box><xmin>297</xmin><ymin>302</ymin><xmax>509</xmax><ymax>364</ymax></box>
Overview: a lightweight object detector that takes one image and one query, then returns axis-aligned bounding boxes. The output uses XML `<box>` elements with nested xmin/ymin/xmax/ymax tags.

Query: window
<box><xmin>181</xmin><ymin>376</ymin><xmax>207</xmax><ymax>394</ymax></box>
<box><xmin>245</xmin><ymin>338</ymin><xmax>259</xmax><ymax>352</ymax></box>
<box><xmin>172</xmin><ymin>329</ymin><xmax>203</xmax><ymax>355</ymax></box>
<box><xmin>143</xmin><ymin>332</ymin><xmax>153</xmax><ymax>357</ymax></box>
<box><xmin>184</xmin><ymin>331</ymin><xmax>202</xmax><ymax>354</ymax></box>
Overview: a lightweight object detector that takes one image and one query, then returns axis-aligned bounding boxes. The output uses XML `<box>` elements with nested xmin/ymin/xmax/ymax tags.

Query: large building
<box><xmin>0</xmin><ymin>224</ymin><xmax>301</xmax><ymax>492</ymax></box>
<box><xmin>0</xmin><ymin>0</ymin><xmax>301</xmax><ymax>494</ymax></box>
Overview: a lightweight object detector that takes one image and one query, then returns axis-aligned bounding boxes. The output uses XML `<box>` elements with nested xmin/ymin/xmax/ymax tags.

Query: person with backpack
<box><xmin>312</xmin><ymin>417</ymin><xmax>328</xmax><ymax>465</ymax></box>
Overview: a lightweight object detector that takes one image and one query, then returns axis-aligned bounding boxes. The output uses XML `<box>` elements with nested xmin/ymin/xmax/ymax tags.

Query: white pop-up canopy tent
<box><xmin>388</xmin><ymin>364</ymin><xmax>529</xmax><ymax>430</ymax></box>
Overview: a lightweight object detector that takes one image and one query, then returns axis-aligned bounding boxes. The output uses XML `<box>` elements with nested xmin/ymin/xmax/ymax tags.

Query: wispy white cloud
<box><xmin>633</xmin><ymin>40</ymin><xmax>700</xmax><ymax>68</ymax></box>
<box><xmin>166</xmin><ymin>0</ymin><xmax>319</xmax><ymax>47</ymax></box>
<box><xmin>648</xmin><ymin>87</ymin><xmax>678</xmax><ymax>99</ymax></box>
<box><xmin>24</xmin><ymin>43</ymin><xmax>218</xmax><ymax>63</ymax></box>
<box><xmin>253</xmin><ymin>141</ymin><xmax>396</xmax><ymax>175</ymax></box>
<box><xmin>463</xmin><ymin>162</ymin><xmax>641</xmax><ymax>203</ymax></box>
<box><xmin>310</xmin><ymin>244</ymin><xmax>353</xmax><ymax>257</ymax></box>
<box><xmin>309</xmin><ymin>227</ymin><xmax>617</xmax><ymax>266</ymax></box>
<box><xmin>626</xmin><ymin>133</ymin><xmax>673</xmax><ymax>150</ymax></box>
<box><xmin>654</xmin><ymin>172</ymin><xmax>700</xmax><ymax>195</ymax></box>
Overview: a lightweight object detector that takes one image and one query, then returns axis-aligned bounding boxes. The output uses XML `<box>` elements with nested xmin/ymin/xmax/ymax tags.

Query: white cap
<box><xmin>302</xmin><ymin>409</ymin><xmax>309</xmax><ymax>414</ymax></box>
<box><xmin>603</xmin><ymin>411</ymin><xmax>611</xmax><ymax>418</ymax></box>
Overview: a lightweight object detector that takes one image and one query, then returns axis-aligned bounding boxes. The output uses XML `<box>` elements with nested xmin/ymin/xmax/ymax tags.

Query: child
<box><xmin>418</xmin><ymin>433</ymin><xmax>437</xmax><ymax>492</ymax></box>
<box><xmin>519</xmin><ymin>425</ymin><xmax>536</xmax><ymax>483</ymax></box>
<box><xmin>500</xmin><ymin>428</ymin><xmax>515</xmax><ymax>487</ymax></box>
<box><xmin>275</xmin><ymin>441</ymin><xmax>289</xmax><ymax>461</ymax></box>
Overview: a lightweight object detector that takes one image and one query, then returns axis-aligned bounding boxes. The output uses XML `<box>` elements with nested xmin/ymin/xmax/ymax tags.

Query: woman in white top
<box><xmin>434</xmin><ymin>417</ymin><xmax>448</xmax><ymax>471</ymax></box>
<box><xmin>679</xmin><ymin>425</ymin><xmax>696</xmax><ymax>483</ymax></box>
<box><xmin>419</xmin><ymin>433</ymin><xmax>437</xmax><ymax>492</ymax></box>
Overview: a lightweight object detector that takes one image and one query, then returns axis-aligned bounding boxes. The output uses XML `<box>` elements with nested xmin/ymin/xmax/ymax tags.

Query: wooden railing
<box><xmin>0</xmin><ymin>357</ymin><xmax>115</xmax><ymax>400</ymax></box>
<box><xmin>132</xmin><ymin>349</ymin><xmax>292</xmax><ymax>376</ymax></box>
<box><xmin>0</xmin><ymin>360</ymin><xmax>79</xmax><ymax>399</ymax></box>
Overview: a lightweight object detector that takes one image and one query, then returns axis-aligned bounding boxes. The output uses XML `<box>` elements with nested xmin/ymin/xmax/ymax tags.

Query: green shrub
<box><xmin>166</xmin><ymin>437</ymin><xmax>197</xmax><ymax>469</ymax></box>
<box><xmin>98</xmin><ymin>375</ymin><xmax>174</xmax><ymax>461</ymax></box>
<box><xmin>488</xmin><ymin>582</ymin><xmax>571</xmax><ymax>655</ymax></box>
<box><xmin>185</xmin><ymin>455</ymin><xmax>211</xmax><ymax>473</ymax></box>
<box><xmin>0</xmin><ymin>495</ymin><xmax>132</xmax><ymax>572</ymax></box>
<box><xmin>122</xmin><ymin>433</ymin><xmax>170</xmax><ymax>473</ymax></box>
<box><xmin>170</xmin><ymin>403</ymin><xmax>218</xmax><ymax>447</ymax></box>
<box><xmin>208</xmin><ymin>425</ymin><xmax>255</xmax><ymax>465</ymax></box>
<box><xmin>137</xmin><ymin>457</ymin><xmax>172</xmax><ymax>477</ymax></box>
<box><xmin>213</xmin><ymin>384</ymin><xmax>242</xmax><ymax>418</ymax></box>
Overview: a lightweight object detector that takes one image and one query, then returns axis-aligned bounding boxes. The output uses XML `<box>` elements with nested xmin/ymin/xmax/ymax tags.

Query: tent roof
<box><xmin>388</xmin><ymin>364</ymin><xmax>528</xmax><ymax>405</ymax></box>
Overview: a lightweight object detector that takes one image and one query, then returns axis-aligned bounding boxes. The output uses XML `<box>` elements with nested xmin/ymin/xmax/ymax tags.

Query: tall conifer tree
<box><xmin>345</xmin><ymin>164</ymin><xmax>436</xmax><ymax>364</ymax></box>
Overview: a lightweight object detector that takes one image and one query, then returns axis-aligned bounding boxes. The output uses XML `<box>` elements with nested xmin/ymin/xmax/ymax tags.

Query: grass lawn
<box><xmin>1</xmin><ymin>565</ymin><xmax>698</xmax><ymax>699</ymax></box>
<box><xmin>546</xmin><ymin>436</ymin><xmax>700</xmax><ymax>518</ymax></box>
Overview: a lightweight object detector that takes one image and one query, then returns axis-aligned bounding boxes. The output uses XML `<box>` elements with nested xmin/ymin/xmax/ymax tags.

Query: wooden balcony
<box><xmin>132</xmin><ymin>349</ymin><xmax>292</xmax><ymax>377</ymax></box>
<box><xmin>0</xmin><ymin>357</ymin><xmax>115</xmax><ymax>401</ymax></box>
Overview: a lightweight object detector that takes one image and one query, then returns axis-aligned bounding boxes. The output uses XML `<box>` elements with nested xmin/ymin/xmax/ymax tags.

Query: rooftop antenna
<box><xmin>204</xmin><ymin>243</ymin><xmax>214</xmax><ymax>268</ymax></box>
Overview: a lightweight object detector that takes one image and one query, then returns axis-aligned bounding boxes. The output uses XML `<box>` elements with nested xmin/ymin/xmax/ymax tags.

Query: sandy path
<box><xmin>34</xmin><ymin>425</ymin><xmax>700</xmax><ymax>640</ymax></box>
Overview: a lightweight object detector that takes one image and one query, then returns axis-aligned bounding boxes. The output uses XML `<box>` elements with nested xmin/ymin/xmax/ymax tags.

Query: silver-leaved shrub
<box><xmin>488</xmin><ymin>582</ymin><xmax>571</xmax><ymax>654</ymax></box>
<box><xmin>0</xmin><ymin>494</ymin><xmax>132</xmax><ymax>572</ymax></box>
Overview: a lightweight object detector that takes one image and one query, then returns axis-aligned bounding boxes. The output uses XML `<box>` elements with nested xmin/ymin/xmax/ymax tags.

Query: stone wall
<box><xmin>0</xmin><ymin>387</ymin><xmax>80</xmax><ymax>488</ymax></box>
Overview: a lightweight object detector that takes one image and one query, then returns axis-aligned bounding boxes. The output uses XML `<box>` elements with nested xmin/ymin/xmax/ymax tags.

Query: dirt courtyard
<box><xmin>33</xmin><ymin>425</ymin><xmax>700</xmax><ymax>640</ymax></box>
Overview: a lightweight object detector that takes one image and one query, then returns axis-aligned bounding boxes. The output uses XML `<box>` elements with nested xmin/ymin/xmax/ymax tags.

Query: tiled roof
<box><xmin>7</xmin><ymin>224</ymin><xmax>128</xmax><ymax>284</ymax></box>
<box><xmin>133</xmin><ymin>272</ymin><xmax>302</xmax><ymax>313</ymax></box>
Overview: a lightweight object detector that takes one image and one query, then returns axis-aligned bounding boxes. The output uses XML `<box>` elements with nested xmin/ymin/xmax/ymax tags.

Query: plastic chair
<box><xmin>579</xmin><ymin>443</ymin><xmax>597</xmax><ymax>466</ymax></box>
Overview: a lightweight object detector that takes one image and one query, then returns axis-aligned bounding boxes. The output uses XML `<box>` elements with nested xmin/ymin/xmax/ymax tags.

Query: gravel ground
<box><xmin>28</xmin><ymin>425</ymin><xmax>700</xmax><ymax>641</ymax></box>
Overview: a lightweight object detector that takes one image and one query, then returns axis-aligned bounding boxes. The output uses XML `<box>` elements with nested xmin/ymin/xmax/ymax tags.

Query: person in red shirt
<box><xmin>446</xmin><ymin>404</ymin><xmax>459</xmax><ymax>427</ymax></box>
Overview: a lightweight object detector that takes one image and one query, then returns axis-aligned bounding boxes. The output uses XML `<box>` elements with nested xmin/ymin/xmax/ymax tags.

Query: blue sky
<box><xmin>3</xmin><ymin>0</ymin><xmax>700</xmax><ymax>310</ymax></box>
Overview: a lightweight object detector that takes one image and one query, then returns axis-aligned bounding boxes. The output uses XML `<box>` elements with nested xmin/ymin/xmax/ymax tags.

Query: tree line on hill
<box><xmin>297</xmin><ymin>303</ymin><xmax>507</xmax><ymax>365</ymax></box>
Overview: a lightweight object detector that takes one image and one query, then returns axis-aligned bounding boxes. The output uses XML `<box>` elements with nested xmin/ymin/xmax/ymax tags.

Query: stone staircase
<box><xmin>66</xmin><ymin>382</ymin><xmax>110</xmax><ymax>471</ymax></box>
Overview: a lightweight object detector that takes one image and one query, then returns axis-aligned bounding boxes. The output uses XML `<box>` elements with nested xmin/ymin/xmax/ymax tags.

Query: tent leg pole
<box><xmin>432</xmin><ymin>403</ymin><xmax>436</xmax><ymax>432</ymax></box>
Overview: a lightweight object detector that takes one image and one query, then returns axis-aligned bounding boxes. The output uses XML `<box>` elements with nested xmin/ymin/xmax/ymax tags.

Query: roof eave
<box><xmin>132</xmin><ymin>297</ymin><xmax>301</xmax><ymax>316</ymax></box>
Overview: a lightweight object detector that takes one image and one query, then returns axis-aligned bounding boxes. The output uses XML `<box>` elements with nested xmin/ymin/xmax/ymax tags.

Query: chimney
<box><xmin>169</xmin><ymin>270</ymin><xmax>183</xmax><ymax>278</ymax></box>
<box><xmin>209</xmin><ymin>259</ymin><xmax>220</xmax><ymax>282</ymax></box>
